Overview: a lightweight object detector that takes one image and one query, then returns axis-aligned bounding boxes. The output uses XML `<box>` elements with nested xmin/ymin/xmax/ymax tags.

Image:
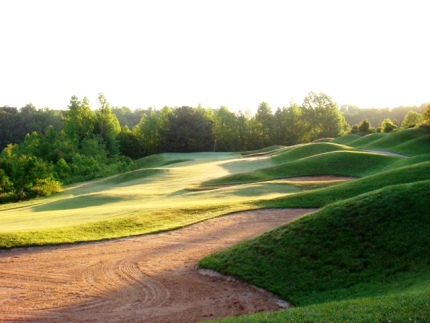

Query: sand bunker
<box><xmin>0</xmin><ymin>208</ymin><xmax>317</xmax><ymax>322</ymax></box>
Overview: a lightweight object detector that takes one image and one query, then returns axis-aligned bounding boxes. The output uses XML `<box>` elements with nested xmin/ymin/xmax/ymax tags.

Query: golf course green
<box><xmin>1</xmin><ymin>127</ymin><xmax>429</xmax><ymax>322</ymax></box>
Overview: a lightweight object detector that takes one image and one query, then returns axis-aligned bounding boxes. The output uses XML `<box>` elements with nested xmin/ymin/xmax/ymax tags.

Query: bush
<box><xmin>30</xmin><ymin>178</ymin><xmax>61</xmax><ymax>197</ymax></box>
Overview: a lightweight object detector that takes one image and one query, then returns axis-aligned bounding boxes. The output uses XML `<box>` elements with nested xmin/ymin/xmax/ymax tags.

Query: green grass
<box><xmin>210</xmin><ymin>284</ymin><xmax>430</xmax><ymax>322</ymax></box>
<box><xmin>0</xmin><ymin>203</ymin><xmax>247</xmax><ymax>248</ymax></box>
<box><xmin>312</xmin><ymin>138</ymin><xmax>333</xmax><ymax>142</ymax></box>
<box><xmin>333</xmin><ymin>132</ymin><xmax>387</xmax><ymax>147</ymax></box>
<box><xmin>1</xmin><ymin>127</ymin><xmax>430</xmax><ymax>321</ymax></box>
<box><xmin>257</xmin><ymin>161</ymin><xmax>430</xmax><ymax>208</ymax></box>
<box><xmin>271</xmin><ymin>142</ymin><xmax>353</xmax><ymax>164</ymax></box>
<box><xmin>200</xmin><ymin>180</ymin><xmax>430</xmax><ymax>321</ymax></box>
<box><xmin>331</xmin><ymin>127</ymin><xmax>430</xmax><ymax>156</ymax></box>
<box><xmin>205</xmin><ymin>150</ymin><xmax>401</xmax><ymax>186</ymax></box>
<box><xmin>0</xmin><ymin>151</ymin><xmax>285</xmax><ymax>247</ymax></box>
<box><xmin>198</xmin><ymin>128</ymin><xmax>430</xmax><ymax>322</ymax></box>
<box><xmin>328</xmin><ymin>133</ymin><xmax>361</xmax><ymax>145</ymax></box>
<box><xmin>241</xmin><ymin>145</ymin><xmax>285</xmax><ymax>157</ymax></box>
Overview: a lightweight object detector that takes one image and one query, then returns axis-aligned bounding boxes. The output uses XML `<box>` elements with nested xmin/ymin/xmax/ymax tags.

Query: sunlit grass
<box><xmin>204</xmin><ymin>150</ymin><xmax>402</xmax><ymax>186</ymax></box>
<box><xmin>257</xmin><ymin>161</ymin><xmax>430</xmax><ymax>208</ymax></box>
<box><xmin>0</xmin><ymin>152</ymin><xmax>290</xmax><ymax>245</ymax></box>
<box><xmin>271</xmin><ymin>142</ymin><xmax>353</xmax><ymax>164</ymax></box>
<box><xmin>331</xmin><ymin>127</ymin><xmax>430</xmax><ymax>156</ymax></box>
<box><xmin>2</xmin><ymin>127</ymin><xmax>430</xmax><ymax>322</ymax></box>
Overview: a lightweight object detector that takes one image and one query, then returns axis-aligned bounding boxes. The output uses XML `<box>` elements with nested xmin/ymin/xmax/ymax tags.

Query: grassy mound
<box><xmin>271</xmin><ymin>142</ymin><xmax>353</xmax><ymax>164</ymax></box>
<box><xmin>241</xmin><ymin>146</ymin><xmax>285</xmax><ymax>157</ymax></box>
<box><xmin>200</xmin><ymin>180</ymin><xmax>430</xmax><ymax>320</ymax></box>
<box><xmin>258</xmin><ymin>161</ymin><xmax>430</xmax><ymax>208</ymax></box>
<box><xmin>312</xmin><ymin>138</ymin><xmax>333</xmax><ymax>142</ymax></box>
<box><xmin>329</xmin><ymin>133</ymin><xmax>360</xmax><ymax>145</ymax></box>
<box><xmin>205</xmin><ymin>151</ymin><xmax>400</xmax><ymax>186</ymax></box>
<box><xmin>331</xmin><ymin>127</ymin><xmax>430</xmax><ymax>156</ymax></box>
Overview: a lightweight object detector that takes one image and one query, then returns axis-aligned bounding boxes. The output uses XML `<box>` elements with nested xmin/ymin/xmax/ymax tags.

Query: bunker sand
<box><xmin>0</xmin><ymin>208</ymin><xmax>316</xmax><ymax>323</ymax></box>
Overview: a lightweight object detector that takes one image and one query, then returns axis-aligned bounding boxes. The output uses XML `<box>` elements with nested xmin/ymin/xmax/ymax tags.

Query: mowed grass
<box><xmin>331</xmin><ymin>126</ymin><xmax>430</xmax><ymax>156</ymax></box>
<box><xmin>257</xmin><ymin>161</ymin><xmax>430</xmax><ymax>208</ymax></box>
<box><xmin>1</xmin><ymin>127</ymin><xmax>429</xmax><ymax>321</ymax></box>
<box><xmin>198</xmin><ymin>127</ymin><xmax>430</xmax><ymax>322</ymax></box>
<box><xmin>200</xmin><ymin>180</ymin><xmax>430</xmax><ymax>322</ymax></box>
<box><xmin>271</xmin><ymin>142</ymin><xmax>354</xmax><ymax>164</ymax></box>
<box><xmin>1</xmin><ymin>128</ymin><xmax>428</xmax><ymax>248</ymax></box>
<box><xmin>204</xmin><ymin>150</ymin><xmax>402</xmax><ymax>186</ymax></box>
<box><xmin>0</xmin><ymin>151</ymin><xmax>300</xmax><ymax>247</ymax></box>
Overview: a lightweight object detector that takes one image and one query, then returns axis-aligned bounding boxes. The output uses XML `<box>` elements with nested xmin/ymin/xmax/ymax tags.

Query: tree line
<box><xmin>1</xmin><ymin>91</ymin><xmax>429</xmax><ymax>203</ymax></box>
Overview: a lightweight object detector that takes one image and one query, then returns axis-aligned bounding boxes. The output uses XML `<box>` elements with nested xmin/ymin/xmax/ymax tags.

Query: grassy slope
<box><xmin>257</xmin><ymin>161</ymin><xmax>430</xmax><ymax>208</ymax></box>
<box><xmin>1</xmin><ymin>127</ymin><xmax>429</xmax><ymax>321</ymax></box>
<box><xmin>200</xmin><ymin>180</ymin><xmax>430</xmax><ymax>322</ymax></box>
<box><xmin>271</xmin><ymin>142</ymin><xmax>353</xmax><ymax>164</ymax></box>
<box><xmin>199</xmin><ymin>128</ymin><xmax>430</xmax><ymax>322</ymax></box>
<box><xmin>1</xmin><ymin>128</ymin><xmax>428</xmax><ymax>248</ymax></box>
<box><xmin>205</xmin><ymin>128</ymin><xmax>430</xmax><ymax>187</ymax></box>
<box><xmin>1</xmin><ymin>152</ymin><xmax>302</xmax><ymax>247</ymax></box>
<box><xmin>205</xmin><ymin>150</ymin><xmax>401</xmax><ymax>186</ymax></box>
<box><xmin>331</xmin><ymin>127</ymin><xmax>430</xmax><ymax>156</ymax></box>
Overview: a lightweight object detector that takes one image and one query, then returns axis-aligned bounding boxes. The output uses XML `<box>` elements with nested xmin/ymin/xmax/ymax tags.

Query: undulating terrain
<box><xmin>1</xmin><ymin>127</ymin><xmax>429</xmax><ymax>322</ymax></box>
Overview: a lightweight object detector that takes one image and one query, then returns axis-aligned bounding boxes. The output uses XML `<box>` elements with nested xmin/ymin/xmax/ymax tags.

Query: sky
<box><xmin>1</xmin><ymin>0</ymin><xmax>429</xmax><ymax>112</ymax></box>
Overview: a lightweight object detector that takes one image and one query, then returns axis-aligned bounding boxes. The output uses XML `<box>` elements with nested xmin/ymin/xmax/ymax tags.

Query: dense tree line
<box><xmin>340</xmin><ymin>103</ymin><xmax>427</xmax><ymax>133</ymax></box>
<box><xmin>0</xmin><ymin>103</ymin><xmax>63</xmax><ymax>149</ymax></box>
<box><xmin>116</xmin><ymin>92</ymin><xmax>350</xmax><ymax>157</ymax></box>
<box><xmin>1</xmin><ymin>91</ymin><xmax>429</xmax><ymax>203</ymax></box>
<box><xmin>0</xmin><ymin>94</ymin><xmax>135</xmax><ymax>203</ymax></box>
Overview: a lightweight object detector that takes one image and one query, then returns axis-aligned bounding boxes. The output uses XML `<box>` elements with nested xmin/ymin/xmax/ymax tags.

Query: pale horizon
<box><xmin>1</xmin><ymin>0</ymin><xmax>429</xmax><ymax>112</ymax></box>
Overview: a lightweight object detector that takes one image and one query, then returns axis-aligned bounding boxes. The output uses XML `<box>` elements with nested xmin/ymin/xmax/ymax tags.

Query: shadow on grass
<box><xmin>33</xmin><ymin>194</ymin><xmax>126</xmax><ymax>212</ymax></box>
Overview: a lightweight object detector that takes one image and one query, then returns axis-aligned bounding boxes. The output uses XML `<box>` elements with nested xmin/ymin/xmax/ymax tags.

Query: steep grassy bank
<box><xmin>200</xmin><ymin>180</ymin><xmax>430</xmax><ymax>321</ymax></box>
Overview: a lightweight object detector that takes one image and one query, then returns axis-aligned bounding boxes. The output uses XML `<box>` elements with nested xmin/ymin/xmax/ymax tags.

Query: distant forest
<box><xmin>1</xmin><ymin>91</ymin><xmax>429</xmax><ymax>202</ymax></box>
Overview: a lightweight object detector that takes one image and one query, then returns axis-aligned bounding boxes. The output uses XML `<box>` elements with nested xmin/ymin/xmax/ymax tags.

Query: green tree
<box><xmin>118</xmin><ymin>126</ymin><xmax>143</xmax><ymax>159</ymax></box>
<box><xmin>255</xmin><ymin>102</ymin><xmax>275</xmax><ymax>147</ymax></box>
<box><xmin>94</xmin><ymin>93</ymin><xmax>121</xmax><ymax>156</ymax></box>
<box><xmin>302</xmin><ymin>92</ymin><xmax>350</xmax><ymax>140</ymax></box>
<box><xmin>235</xmin><ymin>110</ymin><xmax>252</xmax><ymax>151</ymax></box>
<box><xmin>0</xmin><ymin>169</ymin><xmax>13</xmax><ymax>195</ymax></box>
<box><xmin>20</xmin><ymin>102</ymin><xmax>37</xmax><ymax>114</ymax></box>
<box><xmin>0</xmin><ymin>144</ymin><xmax>59</xmax><ymax>200</ymax></box>
<box><xmin>213</xmin><ymin>106</ymin><xmax>239</xmax><ymax>151</ymax></box>
<box><xmin>422</xmin><ymin>104</ymin><xmax>430</xmax><ymax>125</ymax></box>
<box><xmin>247</xmin><ymin>117</ymin><xmax>265</xmax><ymax>149</ymax></box>
<box><xmin>134</xmin><ymin>111</ymin><xmax>161</xmax><ymax>155</ymax></box>
<box><xmin>401</xmin><ymin>110</ymin><xmax>423</xmax><ymax>128</ymax></box>
<box><xmin>380</xmin><ymin>118</ymin><xmax>397</xmax><ymax>133</ymax></box>
<box><xmin>358</xmin><ymin>119</ymin><xmax>371</xmax><ymax>133</ymax></box>
<box><xmin>157</xmin><ymin>106</ymin><xmax>173</xmax><ymax>150</ymax></box>
<box><xmin>162</xmin><ymin>106</ymin><xmax>214</xmax><ymax>152</ymax></box>
<box><xmin>63</xmin><ymin>96</ymin><xmax>96</xmax><ymax>144</ymax></box>
<box><xmin>272</xmin><ymin>103</ymin><xmax>307</xmax><ymax>146</ymax></box>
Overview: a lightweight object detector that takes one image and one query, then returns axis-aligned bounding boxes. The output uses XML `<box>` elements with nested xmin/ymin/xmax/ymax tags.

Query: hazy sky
<box><xmin>1</xmin><ymin>0</ymin><xmax>428</xmax><ymax>112</ymax></box>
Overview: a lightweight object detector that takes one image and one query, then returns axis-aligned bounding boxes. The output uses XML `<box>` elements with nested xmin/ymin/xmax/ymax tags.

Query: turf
<box><xmin>204</xmin><ymin>150</ymin><xmax>401</xmax><ymax>186</ymax></box>
<box><xmin>200</xmin><ymin>180</ymin><xmax>430</xmax><ymax>321</ymax></box>
<box><xmin>271</xmin><ymin>142</ymin><xmax>353</xmax><ymax>164</ymax></box>
<box><xmin>0</xmin><ymin>152</ymin><xmax>283</xmax><ymax>246</ymax></box>
<box><xmin>257</xmin><ymin>161</ymin><xmax>430</xmax><ymax>208</ymax></box>
<box><xmin>198</xmin><ymin>128</ymin><xmax>430</xmax><ymax>322</ymax></box>
<box><xmin>331</xmin><ymin>127</ymin><xmax>430</xmax><ymax>156</ymax></box>
<box><xmin>2</xmin><ymin>127</ymin><xmax>430</xmax><ymax>322</ymax></box>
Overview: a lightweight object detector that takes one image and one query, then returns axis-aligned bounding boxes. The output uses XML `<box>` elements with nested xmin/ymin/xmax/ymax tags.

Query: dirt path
<box><xmin>0</xmin><ymin>208</ymin><xmax>317</xmax><ymax>323</ymax></box>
